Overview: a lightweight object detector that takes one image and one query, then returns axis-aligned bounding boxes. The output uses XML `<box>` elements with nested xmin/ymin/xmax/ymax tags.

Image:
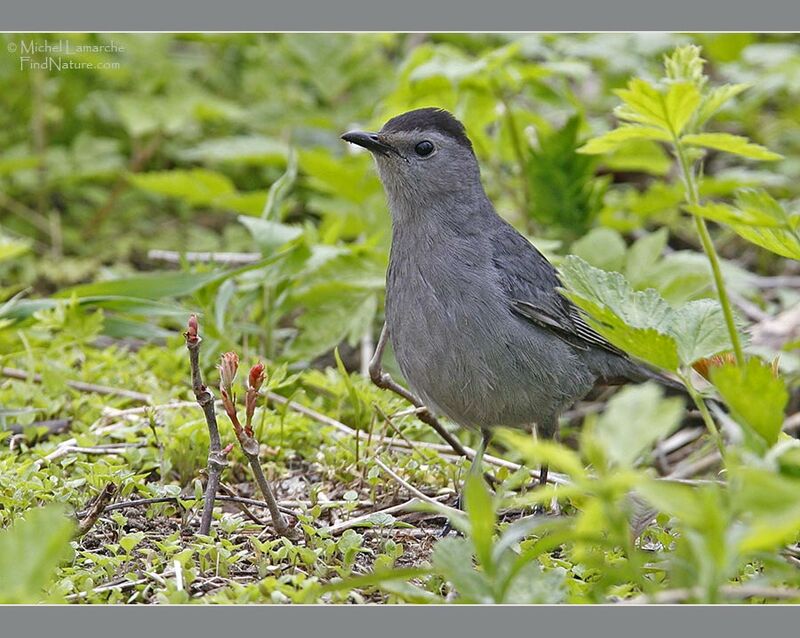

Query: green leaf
<box><xmin>682</xmin><ymin>133</ymin><xmax>783</xmax><ymax>161</ymax></box>
<box><xmin>636</xmin><ymin>479</ymin><xmax>722</xmax><ymax>530</ymax></box>
<box><xmin>593</xmin><ymin>383</ymin><xmax>684</xmax><ymax>468</ymax></box>
<box><xmin>560</xmin><ymin>256</ymin><xmax>729</xmax><ymax>370</ymax></box>
<box><xmin>431</xmin><ymin>537</ymin><xmax>492</xmax><ymax>603</ymax></box>
<box><xmin>238</xmin><ymin>216</ymin><xmax>304</xmax><ymax>253</ymax></box>
<box><xmin>177</xmin><ymin>136</ymin><xmax>288</xmax><ymax>165</ymax></box>
<box><xmin>696</xmin><ymin>83</ymin><xmax>750</xmax><ymax>125</ymax></box>
<box><xmin>571</xmin><ymin>227</ymin><xmax>627</xmax><ymax>272</ymax></box>
<box><xmin>670</xmin><ymin>299</ymin><xmax>732</xmax><ymax>365</ymax></box>
<box><xmin>614</xmin><ymin>79</ymin><xmax>700</xmax><ymax>135</ymax></box>
<box><xmin>0</xmin><ymin>505</ymin><xmax>75</xmax><ymax>603</ymax></box>
<box><xmin>560</xmin><ymin>256</ymin><xmax>680</xmax><ymax>370</ymax></box>
<box><xmin>624</xmin><ymin>229</ymin><xmax>669</xmax><ymax>287</ymax></box>
<box><xmin>464</xmin><ymin>473</ymin><xmax>496</xmax><ymax>572</ymax></box>
<box><xmin>262</xmin><ymin>148</ymin><xmax>298</xmax><ymax>220</ymax></box>
<box><xmin>526</xmin><ymin>115</ymin><xmax>607</xmax><ymax>234</ymax></box>
<box><xmin>0</xmin><ymin>235</ymin><xmax>31</xmax><ymax>262</ymax></box>
<box><xmin>711</xmin><ymin>358</ymin><xmax>787</xmax><ymax>447</ymax></box>
<box><xmin>577</xmin><ymin>125</ymin><xmax>671</xmax><ymax>154</ymax></box>
<box><xmin>129</xmin><ymin>169</ymin><xmax>235</xmax><ymax>206</ymax></box>
<box><xmin>57</xmin><ymin>253</ymin><xmax>288</xmax><ymax>300</ymax></box>
<box><xmin>493</xmin><ymin>432</ymin><xmax>587</xmax><ymax>480</ymax></box>
<box><xmin>686</xmin><ymin>190</ymin><xmax>800</xmax><ymax>259</ymax></box>
<box><xmin>731</xmin><ymin>467</ymin><xmax>800</xmax><ymax>554</ymax></box>
<box><xmin>664</xmin><ymin>81</ymin><xmax>702</xmax><ymax>135</ymax></box>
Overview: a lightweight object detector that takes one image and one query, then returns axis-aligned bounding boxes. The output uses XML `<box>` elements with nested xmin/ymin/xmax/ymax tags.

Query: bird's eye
<box><xmin>414</xmin><ymin>140</ymin><xmax>435</xmax><ymax>157</ymax></box>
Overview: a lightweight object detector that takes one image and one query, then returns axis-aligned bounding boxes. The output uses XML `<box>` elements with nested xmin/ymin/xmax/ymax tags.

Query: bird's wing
<box><xmin>491</xmin><ymin>225</ymin><xmax>628</xmax><ymax>358</ymax></box>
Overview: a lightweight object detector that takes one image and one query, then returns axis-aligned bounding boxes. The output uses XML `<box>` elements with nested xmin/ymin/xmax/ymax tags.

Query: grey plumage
<box><xmin>342</xmin><ymin>107</ymin><xmax>667</xmax><ymax>473</ymax></box>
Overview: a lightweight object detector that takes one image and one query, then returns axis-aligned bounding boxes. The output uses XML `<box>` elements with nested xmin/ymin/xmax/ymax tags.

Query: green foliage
<box><xmin>0</xmin><ymin>505</ymin><xmax>75</xmax><ymax>603</ymax></box>
<box><xmin>560</xmin><ymin>255</ymin><xmax>731</xmax><ymax>370</ymax></box>
<box><xmin>526</xmin><ymin>116</ymin><xmax>608</xmax><ymax>236</ymax></box>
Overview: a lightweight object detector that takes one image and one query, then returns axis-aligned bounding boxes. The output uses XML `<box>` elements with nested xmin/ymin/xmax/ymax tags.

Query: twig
<box><xmin>185</xmin><ymin>315</ymin><xmax>227</xmax><ymax>536</ymax></box>
<box><xmin>372</xmin><ymin>456</ymin><xmax>458</xmax><ymax>514</ymax></box>
<box><xmin>218</xmin><ymin>357</ymin><xmax>289</xmax><ymax>536</ymax></box>
<box><xmin>2</xmin><ymin>367</ymin><xmax>151</xmax><ymax>403</ymax></box>
<box><xmin>367</xmin><ymin>323</ymin><xmax>471</xmax><ymax>458</ymax></box>
<box><xmin>76</xmin><ymin>483</ymin><xmax>117</xmax><ymax>537</ymax></box>
<box><xmin>75</xmin><ymin>494</ymin><xmax>298</xmax><ymax>519</ymax></box>
<box><xmin>323</xmin><ymin>497</ymin><xmax>447</xmax><ymax>535</ymax></box>
<box><xmin>147</xmin><ymin>249</ymin><xmax>262</xmax><ymax>265</ymax></box>
<box><xmin>621</xmin><ymin>584</ymin><xmax>800</xmax><ymax>604</ymax></box>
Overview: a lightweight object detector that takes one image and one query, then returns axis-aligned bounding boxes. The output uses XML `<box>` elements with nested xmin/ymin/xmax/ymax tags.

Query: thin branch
<box><xmin>147</xmin><ymin>249</ymin><xmax>262</xmax><ymax>265</ymax></box>
<box><xmin>76</xmin><ymin>494</ymin><xmax>298</xmax><ymax>519</ymax></box>
<box><xmin>2</xmin><ymin>366</ymin><xmax>151</xmax><ymax>403</ymax></box>
<box><xmin>185</xmin><ymin>315</ymin><xmax>227</xmax><ymax>536</ymax></box>
<box><xmin>323</xmin><ymin>497</ymin><xmax>448</xmax><ymax>535</ymax></box>
<box><xmin>372</xmin><ymin>456</ymin><xmax>458</xmax><ymax>514</ymax></box>
<box><xmin>76</xmin><ymin>483</ymin><xmax>117</xmax><ymax>537</ymax></box>
<box><xmin>219</xmin><ymin>358</ymin><xmax>290</xmax><ymax>536</ymax></box>
<box><xmin>622</xmin><ymin>585</ymin><xmax>800</xmax><ymax>604</ymax></box>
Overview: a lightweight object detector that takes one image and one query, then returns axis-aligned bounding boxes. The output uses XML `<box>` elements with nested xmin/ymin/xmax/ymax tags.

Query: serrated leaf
<box><xmin>670</xmin><ymin>299</ymin><xmax>732</xmax><ymax>365</ymax></box>
<box><xmin>664</xmin><ymin>81</ymin><xmax>702</xmax><ymax>135</ymax></box>
<box><xmin>560</xmin><ymin>256</ymin><xmax>680</xmax><ymax>369</ymax></box>
<box><xmin>710</xmin><ymin>358</ymin><xmax>788</xmax><ymax>447</ymax></box>
<box><xmin>0</xmin><ymin>505</ymin><xmax>75</xmax><ymax>603</ymax></box>
<box><xmin>577</xmin><ymin>125</ymin><xmax>671</xmax><ymax>154</ymax></box>
<box><xmin>682</xmin><ymin>133</ymin><xmax>783</xmax><ymax>161</ymax></box>
<box><xmin>561</xmin><ymin>256</ymin><xmax>729</xmax><ymax>369</ymax></box>
<box><xmin>696</xmin><ymin>83</ymin><xmax>750</xmax><ymax>125</ymax></box>
<box><xmin>614</xmin><ymin>79</ymin><xmax>699</xmax><ymax>135</ymax></box>
<box><xmin>687</xmin><ymin>190</ymin><xmax>800</xmax><ymax>259</ymax></box>
<box><xmin>593</xmin><ymin>383</ymin><xmax>683</xmax><ymax>468</ymax></box>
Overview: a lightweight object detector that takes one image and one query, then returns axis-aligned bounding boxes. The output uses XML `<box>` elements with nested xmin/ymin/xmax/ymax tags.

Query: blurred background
<box><xmin>1</xmin><ymin>32</ymin><xmax>799</xmax><ymax>370</ymax></box>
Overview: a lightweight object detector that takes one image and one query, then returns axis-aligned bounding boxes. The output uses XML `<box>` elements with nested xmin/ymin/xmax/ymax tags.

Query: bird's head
<box><xmin>341</xmin><ymin>107</ymin><xmax>483</xmax><ymax>214</ymax></box>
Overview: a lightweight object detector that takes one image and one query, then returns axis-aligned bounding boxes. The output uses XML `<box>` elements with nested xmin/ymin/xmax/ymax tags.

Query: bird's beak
<box><xmin>341</xmin><ymin>130</ymin><xmax>401</xmax><ymax>158</ymax></box>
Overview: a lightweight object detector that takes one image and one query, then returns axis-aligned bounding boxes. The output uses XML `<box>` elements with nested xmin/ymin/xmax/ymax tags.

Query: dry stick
<box><xmin>185</xmin><ymin>317</ymin><xmax>227</xmax><ymax>536</ymax></box>
<box><xmin>1</xmin><ymin>366</ymin><xmax>151</xmax><ymax>403</ymax></box>
<box><xmin>76</xmin><ymin>494</ymin><xmax>298</xmax><ymax>519</ymax></box>
<box><xmin>76</xmin><ymin>483</ymin><xmax>117</xmax><ymax>537</ymax></box>
<box><xmin>324</xmin><ymin>497</ymin><xmax>448</xmax><ymax>535</ymax></box>
<box><xmin>622</xmin><ymin>585</ymin><xmax>800</xmax><ymax>604</ymax></box>
<box><xmin>372</xmin><ymin>456</ymin><xmax>458</xmax><ymax>513</ymax></box>
<box><xmin>367</xmin><ymin>323</ymin><xmax>472</xmax><ymax>459</ymax></box>
<box><xmin>147</xmin><ymin>249</ymin><xmax>262</xmax><ymax>265</ymax></box>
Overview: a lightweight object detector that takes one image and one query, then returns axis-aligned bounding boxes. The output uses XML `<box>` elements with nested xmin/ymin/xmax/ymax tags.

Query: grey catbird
<box><xmin>342</xmin><ymin>107</ymin><xmax>673</xmax><ymax>487</ymax></box>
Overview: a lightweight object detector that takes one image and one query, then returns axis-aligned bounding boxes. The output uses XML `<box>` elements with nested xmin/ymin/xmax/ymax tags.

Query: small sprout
<box><xmin>218</xmin><ymin>352</ymin><xmax>239</xmax><ymax>396</ymax></box>
<box><xmin>185</xmin><ymin>314</ymin><xmax>200</xmax><ymax>344</ymax></box>
<box><xmin>248</xmin><ymin>361</ymin><xmax>266</xmax><ymax>392</ymax></box>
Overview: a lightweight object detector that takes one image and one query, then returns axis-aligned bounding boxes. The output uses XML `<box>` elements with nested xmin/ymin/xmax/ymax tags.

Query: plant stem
<box><xmin>679</xmin><ymin>371</ymin><xmax>726</xmax><ymax>459</ymax></box>
<box><xmin>185</xmin><ymin>322</ymin><xmax>227</xmax><ymax>536</ymax></box>
<box><xmin>674</xmin><ymin>141</ymin><xmax>745</xmax><ymax>366</ymax></box>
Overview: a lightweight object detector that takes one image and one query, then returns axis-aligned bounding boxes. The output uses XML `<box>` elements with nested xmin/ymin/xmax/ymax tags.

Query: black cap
<box><xmin>381</xmin><ymin>107</ymin><xmax>474</xmax><ymax>152</ymax></box>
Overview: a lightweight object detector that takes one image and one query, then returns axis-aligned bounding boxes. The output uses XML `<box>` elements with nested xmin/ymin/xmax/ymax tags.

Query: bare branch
<box><xmin>2</xmin><ymin>366</ymin><xmax>151</xmax><ymax>403</ymax></box>
<box><xmin>184</xmin><ymin>315</ymin><xmax>227</xmax><ymax>536</ymax></box>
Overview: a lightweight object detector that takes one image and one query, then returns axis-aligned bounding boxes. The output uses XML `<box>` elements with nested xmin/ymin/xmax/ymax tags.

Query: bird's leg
<box><xmin>368</xmin><ymin>322</ymin><xmax>472</xmax><ymax>459</ymax></box>
<box><xmin>441</xmin><ymin>428</ymin><xmax>492</xmax><ymax>537</ymax></box>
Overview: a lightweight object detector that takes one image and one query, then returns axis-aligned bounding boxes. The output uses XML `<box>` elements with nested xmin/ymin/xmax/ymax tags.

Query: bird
<box><xmin>341</xmin><ymin>107</ymin><xmax>675</xmax><ymax>491</ymax></box>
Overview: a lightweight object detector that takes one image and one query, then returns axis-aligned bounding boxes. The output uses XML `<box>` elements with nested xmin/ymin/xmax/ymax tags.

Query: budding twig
<box><xmin>219</xmin><ymin>354</ymin><xmax>289</xmax><ymax>536</ymax></box>
<box><xmin>184</xmin><ymin>314</ymin><xmax>227</xmax><ymax>536</ymax></box>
